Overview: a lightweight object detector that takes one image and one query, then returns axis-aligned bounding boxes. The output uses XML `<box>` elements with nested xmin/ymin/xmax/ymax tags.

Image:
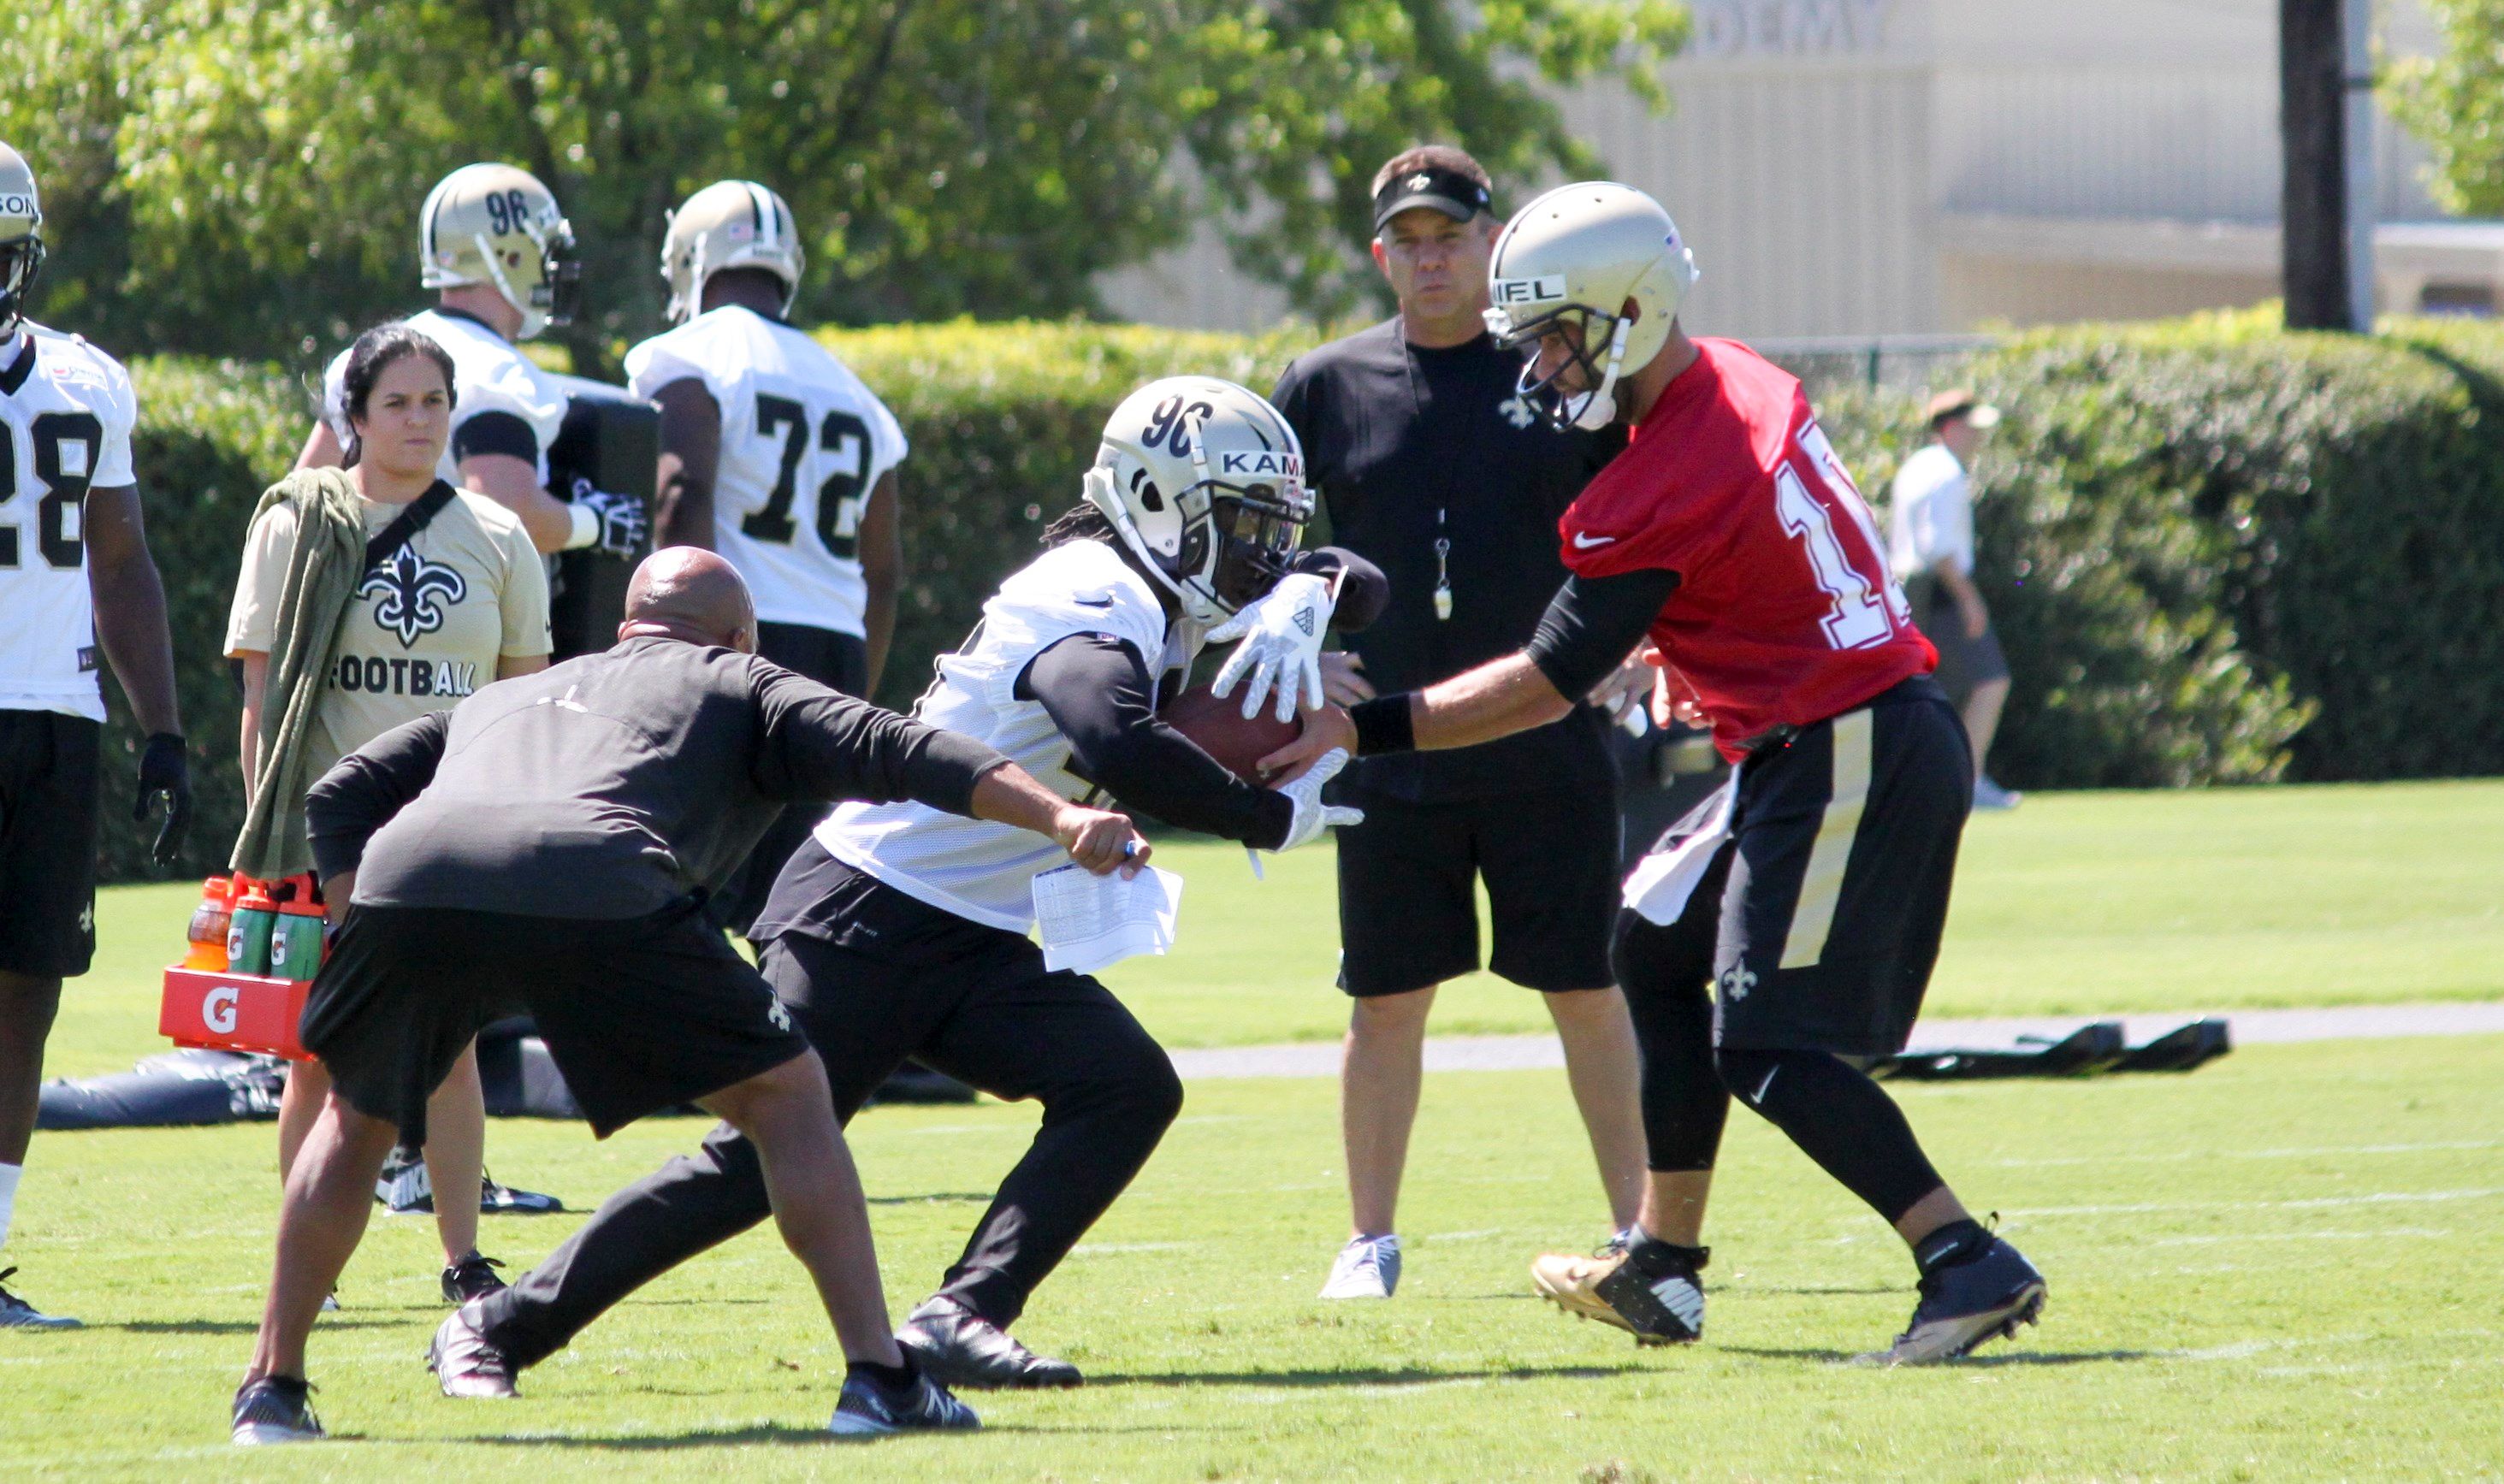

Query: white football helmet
<box><xmin>1482</xmin><ymin>181</ymin><xmax>1699</xmax><ymax>430</ymax></box>
<box><xmin>660</xmin><ymin>180</ymin><xmax>804</xmax><ymax>323</ymax></box>
<box><xmin>0</xmin><ymin>142</ymin><xmax>42</xmax><ymax>340</ymax></box>
<box><xmin>1082</xmin><ymin>377</ymin><xmax>1312</xmax><ymax>628</ymax></box>
<box><xmin>418</xmin><ymin>163</ymin><xmax>579</xmax><ymax>339</ymax></box>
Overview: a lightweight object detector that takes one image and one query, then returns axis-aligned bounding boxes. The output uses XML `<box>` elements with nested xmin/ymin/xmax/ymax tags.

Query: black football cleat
<box><xmin>897</xmin><ymin>1296</ymin><xmax>1082</xmax><ymax>1388</ymax></box>
<box><xmin>428</xmin><ymin>1303</ymin><xmax>518</xmax><ymax>1398</ymax></box>
<box><xmin>230</xmin><ymin>1375</ymin><xmax>325</xmax><ymax>1446</ymax></box>
<box><xmin>0</xmin><ymin>1267</ymin><xmax>79</xmax><ymax>1329</ymax></box>
<box><xmin>1858</xmin><ymin>1223</ymin><xmax>2046</xmax><ymax>1365</ymax></box>
<box><xmin>440</xmin><ymin>1250</ymin><xmax>508</xmax><ymax>1304</ymax></box>
<box><xmin>827</xmin><ymin>1368</ymin><xmax>981</xmax><ymax>1438</ymax></box>
<box><xmin>1531</xmin><ymin>1236</ymin><xmax>1707</xmax><ymax>1345</ymax></box>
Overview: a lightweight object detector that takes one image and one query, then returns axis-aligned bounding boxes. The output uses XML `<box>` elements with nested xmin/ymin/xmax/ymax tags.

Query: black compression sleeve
<box><xmin>1018</xmin><ymin>634</ymin><xmax>1293</xmax><ymax>848</ymax></box>
<box><xmin>1288</xmin><ymin>546</ymin><xmax>1389</xmax><ymax>634</ymax></box>
<box><xmin>1525</xmin><ymin>569</ymin><xmax>1682</xmax><ymax>701</ymax></box>
<box><xmin>449</xmin><ymin>411</ymin><xmax>540</xmax><ymax>465</ymax></box>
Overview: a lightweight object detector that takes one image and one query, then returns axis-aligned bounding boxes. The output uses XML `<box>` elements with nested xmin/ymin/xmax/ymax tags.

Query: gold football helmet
<box><xmin>0</xmin><ymin>142</ymin><xmax>44</xmax><ymax>338</ymax></box>
<box><xmin>660</xmin><ymin>180</ymin><xmax>804</xmax><ymax>323</ymax></box>
<box><xmin>418</xmin><ymin>163</ymin><xmax>579</xmax><ymax>339</ymax></box>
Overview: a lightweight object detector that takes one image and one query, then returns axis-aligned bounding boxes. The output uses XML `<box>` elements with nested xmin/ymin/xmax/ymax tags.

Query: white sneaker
<box><xmin>1319</xmin><ymin>1234</ymin><xmax>1401</xmax><ymax>1299</ymax></box>
<box><xmin>1972</xmin><ymin>776</ymin><xmax>2022</xmax><ymax>811</ymax></box>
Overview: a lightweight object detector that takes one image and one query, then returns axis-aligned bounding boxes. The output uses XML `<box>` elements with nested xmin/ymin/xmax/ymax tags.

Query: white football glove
<box><xmin>571</xmin><ymin>479</ymin><xmax>649</xmax><ymax>558</ymax></box>
<box><xmin>1207</xmin><ymin>571</ymin><xmax>1335</xmax><ymax>723</ymax></box>
<box><xmin>1270</xmin><ymin>747</ymin><xmax>1364</xmax><ymax>851</ymax></box>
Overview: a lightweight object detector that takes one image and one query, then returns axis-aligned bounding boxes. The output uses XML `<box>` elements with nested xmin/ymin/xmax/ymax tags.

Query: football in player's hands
<box><xmin>1159</xmin><ymin>683</ymin><xmax>1302</xmax><ymax>782</ymax></box>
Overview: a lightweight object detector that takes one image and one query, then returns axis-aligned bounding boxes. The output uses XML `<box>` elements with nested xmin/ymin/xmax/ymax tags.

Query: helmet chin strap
<box><xmin>1567</xmin><ymin>315</ymin><xmax>1631</xmax><ymax>431</ymax></box>
<box><xmin>1083</xmin><ymin>464</ymin><xmax>1231</xmax><ymax>625</ymax></box>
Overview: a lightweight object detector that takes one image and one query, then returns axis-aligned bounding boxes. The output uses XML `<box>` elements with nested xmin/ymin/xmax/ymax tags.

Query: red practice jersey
<box><xmin>1559</xmin><ymin>338</ymin><xmax>1936</xmax><ymax>760</ymax></box>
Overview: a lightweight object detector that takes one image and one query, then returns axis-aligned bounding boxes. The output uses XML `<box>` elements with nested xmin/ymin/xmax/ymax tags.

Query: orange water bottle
<box><xmin>182</xmin><ymin>877</ymin><xmax>234</xmax><ymax>971</ymax></box>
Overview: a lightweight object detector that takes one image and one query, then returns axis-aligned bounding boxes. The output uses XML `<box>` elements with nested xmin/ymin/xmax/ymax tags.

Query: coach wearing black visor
<box><xmin>1269</xmin><ymin>145</ymin><xmax>1648</xmax><ymax>1301</ymax></box>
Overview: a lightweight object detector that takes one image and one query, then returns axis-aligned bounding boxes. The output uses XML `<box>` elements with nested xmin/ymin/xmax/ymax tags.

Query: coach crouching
<box><xmin>230</xmin><ymin>548</ymin><xmax>1145</xmax><ymax>1446</ymax></box>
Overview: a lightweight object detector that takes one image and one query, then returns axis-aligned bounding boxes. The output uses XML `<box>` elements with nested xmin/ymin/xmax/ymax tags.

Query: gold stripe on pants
<box><xmin>1779</xmin><ymin>708</ymin><xmax>1874</xmax><ymax>970</ymax></box>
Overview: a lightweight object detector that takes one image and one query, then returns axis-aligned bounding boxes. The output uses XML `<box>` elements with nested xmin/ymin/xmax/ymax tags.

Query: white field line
<box><xmin>1167</xmin><ymin>1001</ymin><xmax>2504</xmax><ymax>1081</ymax></box>
<box><xmin>2011</xmin><ymin>1186</ymin><xmax>2504</xmax><ymax>1218</ymax></box>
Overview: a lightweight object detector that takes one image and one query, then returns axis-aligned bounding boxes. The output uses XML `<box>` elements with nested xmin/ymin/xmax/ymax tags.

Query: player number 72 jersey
<box><xmin>625</xmin><ymin>304</ymin><xmax>908</xmax><ymax>637</ymax></box>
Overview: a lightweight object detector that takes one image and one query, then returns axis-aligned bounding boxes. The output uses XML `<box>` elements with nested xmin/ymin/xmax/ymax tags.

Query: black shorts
<box><xmin>1631</xmin><ymin>677</ymin><xmax>1970</xmax><ymax>1057</ymax></box>
<box><xmin>304</xmin><ymin>899</ymin><xmax>810</xmax><ymax>1144</ymax></box>
<box><xmin>0</xmin><ymin>711</ymin><xmax>100</xmax><ymax>978</ymax></box>
<box><xmin>1333</xmin><ymin>779</ymin><xmax>1619</xmax><ymax>997</ymax></box>
<box><xmin>1904</xmin><ymin>575</ymin><xmax>2010</xmax><ymax>705</ymax></box>
<box><xmin>709</xmin><ymin>623</ymin><xmax>870</xmax><ymax>938</ymax></box>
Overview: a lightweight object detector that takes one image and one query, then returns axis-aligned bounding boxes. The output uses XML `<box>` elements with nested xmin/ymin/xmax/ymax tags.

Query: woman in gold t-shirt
<box><xmin>225</xmin><ymin>324</ymin><xmax>551</xmax><ymax>1301</ymax></box>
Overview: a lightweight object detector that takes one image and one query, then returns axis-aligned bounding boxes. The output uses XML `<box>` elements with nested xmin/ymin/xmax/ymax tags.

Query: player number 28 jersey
<box><xmin>817</xmin><ymin>540</ymin><xmax>1193</xmax><ymax>932</ymax></box>
<box><xmin>1560</xmin><ymin>338</ymin><xmax>1936</xmax><ymax>758</ymax></box>
<box><xmin>0</xmin><ymin>324</ymin><xmax>139</xmax><ymax>721</ymax></box>
<box><xmin>625</xmin><ymin>305</ymin><xmax>908</xmax><ymax>636</ymax></box>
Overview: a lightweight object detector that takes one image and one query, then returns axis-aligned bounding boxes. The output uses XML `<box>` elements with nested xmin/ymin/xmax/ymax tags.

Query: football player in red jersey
<box><xmin>1267</xmin><ymin>182</ymin><xmax>2046</xmax><ymax>1364</ymax></box>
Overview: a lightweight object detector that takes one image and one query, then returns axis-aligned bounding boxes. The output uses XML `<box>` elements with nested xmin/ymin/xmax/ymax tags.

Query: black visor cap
<box><xmin>1372</xmin><ymin>165</ymin><xmax>1493</xmax><ymax>234</ymax></box>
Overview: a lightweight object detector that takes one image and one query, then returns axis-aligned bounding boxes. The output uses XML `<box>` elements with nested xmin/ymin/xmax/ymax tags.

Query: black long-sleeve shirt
<box><xmin>308</xmin><ymin>636</ymin><xmax>1009</xmax><ymax>919</ymax></box>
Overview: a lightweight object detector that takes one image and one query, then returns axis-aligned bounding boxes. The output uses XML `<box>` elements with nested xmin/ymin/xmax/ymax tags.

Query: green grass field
<box><xmin>12</xmin><ymin>782</ymin><xmax>2504</xmax><ymax>1478</ymax></box>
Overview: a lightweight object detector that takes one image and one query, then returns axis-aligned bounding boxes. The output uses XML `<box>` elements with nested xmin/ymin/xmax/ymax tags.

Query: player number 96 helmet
<box><xmin>419</xmin><ymin>163</ymin><xmax>580</xmax><ymax>340</ymax></box>
<box><xmin>1482</xmin><ymin>181</ymin><xmax>1699</xmax><ymax>431</ymax></box>
<box><xmin>0</xmin><ymin>142</ymin><xmax>43</xmax><ymax>340</ymax></box>
<box><xmin>1082</xmin><ymin>377</ymin><xmax>1312</xmax><ymax>629</ymax></box>
<box><xmin>660</xmin><ymin>180</ymin><xmax>805</xmax><ymax>324</ymax></box>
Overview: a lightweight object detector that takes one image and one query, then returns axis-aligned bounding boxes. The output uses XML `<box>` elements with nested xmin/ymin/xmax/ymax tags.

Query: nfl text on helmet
<box><xmin>1483</xmin><ymin>181</ymin><xmax>1699</xmax><ymax>431</ymax></box>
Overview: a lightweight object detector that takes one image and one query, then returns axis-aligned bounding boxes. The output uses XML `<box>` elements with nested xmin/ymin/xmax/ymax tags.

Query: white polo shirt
<box><xmin>1888</xmin><ymin>443</ymin><xmax>1973</xmax><ymax>581</ymax></box>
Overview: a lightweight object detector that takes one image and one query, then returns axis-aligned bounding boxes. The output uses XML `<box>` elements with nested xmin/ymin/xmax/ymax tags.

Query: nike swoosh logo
<box><xmin>1572</xmin><ymin>532</ymin><xmax>1616</xmax><ymax>549</ymax></box>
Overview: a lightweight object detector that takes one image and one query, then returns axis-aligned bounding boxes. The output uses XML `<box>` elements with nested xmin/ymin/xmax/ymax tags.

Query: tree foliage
<box><xmin>7</xmin><ymin>0</ymin><xmax>1684</xmax><ymax>371</ymax></box>
<box><xmin>2384</xmin><ymin>0</ymin><xmax>2504</xmax><ymax>216</ymax></box>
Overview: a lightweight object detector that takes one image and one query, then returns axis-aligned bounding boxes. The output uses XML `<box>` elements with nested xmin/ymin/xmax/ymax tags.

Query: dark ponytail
<box><xmin>338</xmin><ymin>322</ymin><xmax>457</xmax><ymax>468</ymax></box>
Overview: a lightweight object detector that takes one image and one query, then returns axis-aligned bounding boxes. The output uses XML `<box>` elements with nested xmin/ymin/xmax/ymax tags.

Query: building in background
<box><xmin>1102</xmin><ymin>0</ymin><xmax>2504</xmax><ymax>338</ymax></box>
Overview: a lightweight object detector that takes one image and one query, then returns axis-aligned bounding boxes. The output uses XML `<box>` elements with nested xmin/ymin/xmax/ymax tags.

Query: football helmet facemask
<box><xmin>661</xmin><ymin>180</ymin><xmax>804</xmax><ymax>324</ymax></box>
<box><xmin>1483</xmin><ymin>181</ymin><xmax>1698</xmax><ymax>431</ymax></box>
<box><xmin>419</xmin><ymin>163</ymin><xmax>579</xmax><ymax>340</ymax></box>
<box><xmin>1082</xmin><ymin>377</ymin><xmax>1311</xmax><ymax>628</ymax></box>
<box><xmin>0</xmin><ymin>142</ymin><xmax>44</xmax><ymax>340</ymax></box>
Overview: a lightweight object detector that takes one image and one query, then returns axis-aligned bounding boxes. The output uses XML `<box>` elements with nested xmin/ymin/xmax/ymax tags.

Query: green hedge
<box><xmin>89</xmin><ymin>311</ymin><xmax>2504</xmax><ymax>882</ymax></box>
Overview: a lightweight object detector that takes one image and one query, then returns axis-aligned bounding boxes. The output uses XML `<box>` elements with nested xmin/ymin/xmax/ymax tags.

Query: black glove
<box><xmin>135</xmin><ymin>731</ymin><xmax>191</xmax><ymax>869</ymax></box>
<box><xmin>571</xmin><ymin>480</ymin><xmax>648</xmax><ymax>559</ymax></box>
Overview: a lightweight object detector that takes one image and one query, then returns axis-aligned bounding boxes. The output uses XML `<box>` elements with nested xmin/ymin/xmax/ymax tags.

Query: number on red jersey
<box><xmin>1773</xmin><ymin>421</ymin><xmax>1909</xmax><ymax>651</ymax></box>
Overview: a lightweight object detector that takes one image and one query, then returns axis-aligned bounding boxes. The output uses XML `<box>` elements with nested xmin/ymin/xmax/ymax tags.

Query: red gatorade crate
<box><xmin>159</xmin><ymin>967</ymin><xmax>314</xmax><ymax>1061</ymax></box>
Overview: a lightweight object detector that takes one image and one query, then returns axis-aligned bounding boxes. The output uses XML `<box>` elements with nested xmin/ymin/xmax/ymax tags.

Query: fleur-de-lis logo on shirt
<box><xmin>1499</xmin><ymin>393</ymin><xmax>1537</xmax><ymax>429</ymax></box>
<box><xmin>358</xmin><ymin>547</ymin><xmax>468</xmax><ymax>648</ymax></box>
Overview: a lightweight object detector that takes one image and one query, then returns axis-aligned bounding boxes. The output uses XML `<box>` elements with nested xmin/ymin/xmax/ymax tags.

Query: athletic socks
<box><xmin>0</xmin><ymin>1162</ymin><xmax>21</xmax><ymax>1250</ymax></box>
<box><xmin>1623</xmin><ymin>1229</ymin><xmax>1709</xmax><ymax>1277</ymax></box>
<box><xmin>845</xmin><ymin>1354</ymin><xmax>920</xmax><ymax>1395</ymax></box>
<box><xmin>1713</xmin><ymin>1047</ymin><xmax>1947</xmax><ymax>1225</ymax></box>
<box><xmin>1911</xmin><ymin>1218</ymin><xmax>1993</xmax><ymax>1277</ymax></box>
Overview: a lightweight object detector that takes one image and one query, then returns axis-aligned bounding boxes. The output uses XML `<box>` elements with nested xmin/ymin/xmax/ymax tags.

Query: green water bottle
<box><xmin>271</xmin><ymin>899</ymin><xmax>326</xmax><ymax>982</ymax></box>
<box><xmin>226</xmin><ymin>880</ymin><xmax>277</xmax><ymax>977</ymax></box>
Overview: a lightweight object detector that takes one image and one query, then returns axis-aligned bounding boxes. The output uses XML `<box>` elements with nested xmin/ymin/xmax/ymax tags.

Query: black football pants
<box><xmin>471</xmin><ymin>888</ymin><xmax>1183</xmax><ymax>1367</ymax></box>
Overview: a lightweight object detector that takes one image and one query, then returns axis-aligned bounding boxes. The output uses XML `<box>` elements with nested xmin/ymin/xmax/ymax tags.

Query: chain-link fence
<box><xmin>1752</xmin><ymin>334</ymin><xmax>1999</xmax><ymax>399</ymax></box>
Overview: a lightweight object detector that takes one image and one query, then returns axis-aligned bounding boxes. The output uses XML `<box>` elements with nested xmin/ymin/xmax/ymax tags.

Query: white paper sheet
<box><xmin>1033</xmin><ymin>863</ymin><xmax>1184</xmax><ymax>974</ymax></box>
<box><xmin>1622</xmin><ymin>772</ymin><xmax>1737</xmax><ymax>925</ymax></box>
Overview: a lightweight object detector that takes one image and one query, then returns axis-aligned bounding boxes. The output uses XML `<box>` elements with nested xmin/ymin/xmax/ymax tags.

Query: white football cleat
<box><xmin>1319</xmin><ymin>1234</ymin><xmax>1401</xmax><ymax>1299</ymax></box>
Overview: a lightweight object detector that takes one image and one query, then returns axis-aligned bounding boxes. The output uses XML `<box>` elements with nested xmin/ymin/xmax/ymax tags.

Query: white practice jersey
<box><xmin>625</xmin><ymin>306</ymin><xmax>906</xmax><ymax>636</ymax></box>
<box><xmin>818</xmin><ymin>540</ymin><xmax>1194</xmax><ymax>931</ymax></box>
<box><xmin>0</xmin><ymin>323</ymin><xmax>138</xmax><ymax>721</ymax></box>
<box><xmin>324</xmin><ymin>308</ymin><xmax>568</xmax><ymax>488</ymax></box>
